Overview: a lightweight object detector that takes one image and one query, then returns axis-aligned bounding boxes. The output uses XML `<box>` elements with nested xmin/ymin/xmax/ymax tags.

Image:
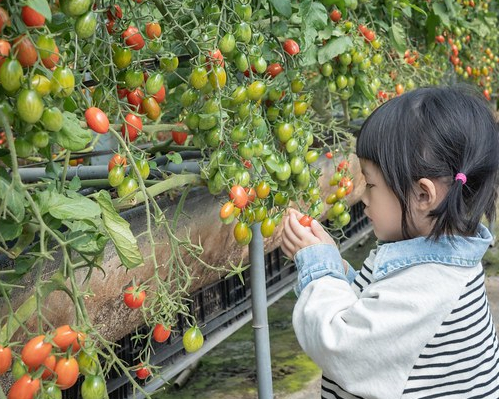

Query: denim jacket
<box><xmin>294</xmin><ymin>223</ymin><xmax>492</xmax><ymax>296</ymax></box>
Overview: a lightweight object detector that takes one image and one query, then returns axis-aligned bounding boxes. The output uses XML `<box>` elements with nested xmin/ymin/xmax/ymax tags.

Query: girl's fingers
<box><xmin>288</xmin><ymin>213</ymin><xmax>318</xmax><ymax>243</ymax></box>
<box><xmin>310</xmin><ymin>220</ymin><xmax>337</xmax><ymax>246</ymax></box>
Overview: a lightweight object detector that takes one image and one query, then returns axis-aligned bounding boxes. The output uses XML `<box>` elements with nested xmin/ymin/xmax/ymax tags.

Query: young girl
<box><xmin>282</xmin><ymin>86</ymin><xmax>499</xmax><ymax>399</ymax></box>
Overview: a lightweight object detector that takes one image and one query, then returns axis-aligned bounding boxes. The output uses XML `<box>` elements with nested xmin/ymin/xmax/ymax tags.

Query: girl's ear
<box><xmin>414</xmin><ymin>178</ymin><xmax>447</xmax><ymax>211</ymax></box>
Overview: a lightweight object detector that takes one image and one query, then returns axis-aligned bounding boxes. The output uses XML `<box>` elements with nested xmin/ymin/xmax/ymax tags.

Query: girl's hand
<box><xmin>281</xmin><ymin>209</ymin><xmax>337</xmax><ymax>259</ymax></box>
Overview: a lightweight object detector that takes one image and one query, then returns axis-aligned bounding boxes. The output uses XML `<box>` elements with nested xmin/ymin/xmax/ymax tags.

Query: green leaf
<box><xmin>399</xmin><ymin>0</ymin><xmax>427</xmax><ymax>16</ymax></box>
<box><xmin>265</xmin><ymin>159</ymin><xmax>283</xmax><ymax>173</ymax></box>
<box><xmin>269</xmin><ymin>0</ymin><xmax>292</xmax><ymax>18</ymax></box>
<box><xmin>68</xmin><ymin>176</ymin><xmax>82</xmax><ymax>191</ymax></box>
<box><xmin>167</xmin><ymin>152</ymin><xmax>183</xmax><ymax>164</ymax></box>
<box><xmin>432</xmin><ymin>3</ymin><xmax>450</xmax><ymax>27</ymax></box>
<box><xmin>357</xmin><ymin>74</ymin><xmax>375</xmax><ymax>101</ymax></box>
<box><xmin>25</xmin><ymin>0</ymin><xmax>52</xmax><ymax>22</ymax></box>
<box><xmin>68</xmin><ymin>232</ymin><xmax>109</xmax><ymax>256</ymax></box>
<box><xmin>95</xmin><ymin>190</ymin><xmax>143</xmax><ymax>269</ymax></box>
<box><xmin>425</xmin><ymin>12</ymin><xmax>439</xmax><ymax>46</ymax></box>
<box><xmin>44</xmin><ymin>191</ymin><xmax>101</xmax><ymax>220</ymax></box>
<box><xmin>0</xmin><ymin>219</ymin><xmax>23</xmax><ymax>241</ymax></box>
<box><xmin>389</xmin><ymin>22</ymin><xmax>406</xmax><ymax>54</ymax></box>
<box><xmin>0</xmin><ymin>176</ymin><xmax>25</xmax><ymax>222</ymax></box>
<box><xmin>300</xmin><ymin>0</ymin><xmax>328</xmax><ymax>30</ymax></box>
<box><xmin>53</xmin><ymin>112</ymin><xmax>92</xmax><ymax>151</ymax></box>
<box><xmin>317</xmin><ymin>36</ymin><xmax>353</xmax><ymax>64</ymax></box>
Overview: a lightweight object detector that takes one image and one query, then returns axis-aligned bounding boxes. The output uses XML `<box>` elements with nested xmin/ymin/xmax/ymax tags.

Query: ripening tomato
<box><xmin>0</xmin><ymin>7</ymin><xmax>10</xmax><ymax>33</ymax></box>
<box><xmin>0</xmin><ymin>345</ymin><xmax>12</xmax><ymax>375</ymax></box>
<box><xmin>182</xmin><ymin>326</ymin><xmax>204</xmax><ymax>353</ymax></box>
<box><xmin>142</xmin><ymin>97</ymin><xmax>161</xmax><ymax>120</ymax></box>
<box><xmin>265</xmin><ymin>63</ymin><xmax>283</xmax><ymax>78</ymax></box>
<box><xmin>55</xmin><ymin>357</ymin><xmax>79</xmax><ymax>390</ymax></box>
<box><xmin>219</xmin><ymin>201</ymin><xmax>235</xmax><ymax>220</ymax></box>
<box><xmin>7</xmin><ymin>374</ymin><xmax>40</xmax><ymax>399</ymax></box>
<box><xmin>21</xmin><ymin>6</ymin><xmax>45</xmax><ymax>27</ymax></box>
<box><xmin>21</xmin><ymin>335</ymin><xmax>52</xmax><ymax>369</ymax></box>
<box><xmin>330</xmin><ymin>9</ymin><xmax>341</xmax><ymax>22</ymax></box>
<box><xmin>229</xmin><ymin>185</ymin><xmax>248</xmax><ymax>209</ymax></box>
<box><xmin>123</xmin><ymin>286</ymin><xmax>146</xmax><ymax>309</ymax></box>
<box><xmin>122</xmin><ymin>26</ymin><xmax>145</xmax><ymax>50</ymax></box>
<box><xmin>208</xmin><ymin>65</ymin><xmax>227</xmax><ymax>89</ymax></box>
<box><xmin>283</xmin><ymin>39</ymin><xmax>300</xmax><ymax>55</ymax></box>
<box><xmin>145</xmin><ymin>73</ymin><xmax>164</xmax><ymax>95</ymax></box>
<box><xmin>0</xmin><ymin>39</ymin><xmax>11</xmax><ymax>67</ymax></box>
<box><xmin>152</xmin><ymin>324</ymin><xmax>171</xmax><ymax>343</ymax></box>
<box><xmin>145</xmin><ymin>22</ymin><xmax>161</xmax><ymax>39</ymax></box>
<box><xmin>85</xmin><ymin>107</ymin><xmax>109</xmax><ymax>134</ymax></box>
<box><xmin>121</xmin><ymin>113</ymin><xmax>142</xmax><ymax>142</ymax></box>
<box><xmin>339</xmin><ymin>176</ymin><xmax>354</xmax><ymax>195</ymax></box>
<box><xmin>134</xmin><ymin>158</ymin><xmax>150</xmax><ymax>179</ymax></box>
<box><xmin>108</xmin><ymin>154</ymin><xmax>127</xmax><ymax>171</ymax></box>
<box><xmin>337</xmin><ymin>160</ymin><xmax>350</xmax><ymax>172</ymax></box>
<box><xmin>106</xmin><ymin>4</ymin><xmax>123</xmax><ymax>20</ymax></box>
<box><xmin>247</xmin><ymin>80</ymin><xmax>266</xmax><ymax>101</ymax></box>
<box><xmin>234</xmin><ymin>221</ymin><xmax>252</xmax><ymax>245</ymax></box>
<box><xmin>135</xmin><ymin>363</ymin><xmax>150</xmax><ymax>379</ymax></box>
<box><xmin>260</xmin><ymin>217</ymin><xmax>276</xmax><ymax>238</ymax></box>
<box><xmin>13</xmin><ymin>35</ymin><xmax>38</xmax><ymax>68</ymax></box>
<box><xmin>395</xmin><ymin>83</ymin><xmax>404</xmax><ymax>95</ymax></box>
<box><xmin>171</xmin><ymin>123</ymin><xmax>188</xmax><ymax>144</ymax></box>
<box><xmin>299</xmin><ymin>215</ymin><xmax>313</xmax><ymax>227</ymax></box>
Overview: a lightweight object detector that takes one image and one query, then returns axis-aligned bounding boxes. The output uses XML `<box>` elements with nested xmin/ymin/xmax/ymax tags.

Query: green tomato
<box><xmin>17</xmin><ymin>89</ymin><xmax>44</xmax><ymax>124</ymax></box>
<box><xmin>75</xmin><ymin>11</ymin><xmax>97</xmax><ymax>39</ymax></box>
<box><xmin>183</xmin><ymin>326</ymin><xmax>204</xmax><ymax>353</ymax></box>
<box><xmin>81</xmin><ymin>375</ymin><xmax>106</xmax><ymax>399</ymax></box>
<box><xmin>41</xmin><ymin>107</ymin><xmax>63</xmax><ymax>132</ymax></box>
<box><xmin>0</xmin><ymin>59</ymin><xmax>23</xmax><ymax>92</ymax></box>
<box><xmin>117</xmin><ymin>176</ymin><xmax>138</xmax><ymax>198</ymax></box>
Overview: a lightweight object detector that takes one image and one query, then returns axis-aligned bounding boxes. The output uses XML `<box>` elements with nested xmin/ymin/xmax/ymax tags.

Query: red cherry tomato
<box><xmin>85</xmin><ymin>107</ymin><xmax>109</xmax><ymax>134</ymax></box>
<box><xmin>0</xmin><ymin>345</ymin><xmax>12</xmax><ymax>375</ymax></box>
<box><xmin>171</xmin><ymin>123</ymin><xmax>188</xmax><ymax>145</ymax></box>
<box><xmin>123</xmin><ymin>286</ymin><xmax>146</xmax><ymax>309</ymax></box>
<box><xmin>122</xmin><ymin>26</ymin><xmax>145</xmax><ymax>50</ymax></box>
<box><xmin>265</xmin><ymin>63</ymin><xmax>284</xmax><ymax>78</ymax></box>
<box><xmin>121</xmin><ymin>113</ymin><xmax>142</xmax><ymax>142</ymax></box>
<box><xmin>21</xmin><ymin>6</ymin><xmax>45</xmax><ymax>27</ymax></box>
<box><xmin>53</xmin><ymin>325</ymin><xmax>78</xmax><ymax>352</ymax></box>
<box><xmin>136</xmin><ymin>363</ymin><xmax>150</xmax><ymax>379</ymax></box>
<box><xmin>283</xmin><ymin>39</ymin><xmax>300</xmax><ymax>56</ymax></box>
<box><xmin>21</xmin><ymin>335</ymin><xmax>52</xmax><ymax>369</ymax></box>
<box><xmin>299</xmin><ymin>215</ymin><xmax>313</xmax><ymax>227</ymax></box>
<box><xmin>55</xmin><ymin>356</ymin><xmax>79</xmax><ymax>390</ymax></box>
<box><xmin>152</xmin><ymin>324</ymin><xmax>171</xmax><ymax>343</ymax></box>
<box><xmin>7</xmin><ymin>374</ymin><xmax>40</xmax><ymax>399</ymax></box>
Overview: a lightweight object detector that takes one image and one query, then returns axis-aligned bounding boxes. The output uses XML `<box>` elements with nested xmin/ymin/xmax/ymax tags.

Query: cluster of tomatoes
<box><xmin>122</xmin><ymin>282</ymin><xmax>204</xmax><ymax>379</ymax></box>
<box><xmin>319</xmin><ymin>6</ymin><xmax>386</xmax><ymax>119</ymax></box>
<box><xmin>0</xmin><ymin>325</ymin><xmax>107</xmax><ymax>399</ymax></box>
<box><xmin>325</xmin><ymin>159</ymin><xmax>354</xmax><ymax>228</ymax></box>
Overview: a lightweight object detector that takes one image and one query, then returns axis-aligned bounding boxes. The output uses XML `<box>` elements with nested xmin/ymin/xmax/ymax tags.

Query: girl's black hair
<box><xmin>356</xmin><ymin>85</ymin><xmax>499</xmax><ymax>240</ymax></box>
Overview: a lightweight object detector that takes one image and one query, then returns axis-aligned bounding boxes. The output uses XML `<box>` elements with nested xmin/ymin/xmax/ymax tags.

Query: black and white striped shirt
<box><xmin>321</xmin><ymin>263</ymin><xmax>499</xmax><ymax>399</ymax></box>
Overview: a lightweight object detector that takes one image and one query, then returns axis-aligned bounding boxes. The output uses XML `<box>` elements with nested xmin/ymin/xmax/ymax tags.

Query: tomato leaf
<box><xmin>25</xmin><ymin>0</ymin><xmax>52</xmax><ymax>22</ymax></box>
<box><xmin>0</xmin><ymin>176</ymin><xmax>26</xmax><ymax>223</ymax></box>
<box><xmin>269</xmin><ymin>0</ymin><xmax>292</xmax><ymax>18</ymax></box>
<box><xmin>95</xmin><ymin>190</ymin><xmax>143</xmax><ymax>269</ymax></box>
<box><xmin>0</xmin><ymin>219</ymin><xmax>23</xmax><ymax>241</ymax></box>
<box><xmin>357</xmin><ymin>74</ymin><xmax>375</xmax><ymax>101</ymax></box>
<box><xmin>432</xmin><ymin>3</ymin><xmax>450</xmax><ymax>27</ymax></box>
<box><xmin>54</xmin><ymin>112</ymin><xmax>92</xmax><ymax>151</ymax></box>
<box><xmin>389</xmin><ymin>22</ymin><xmax>406</xmax><ymax>55</ymax></box>
<box><xmin>300</xmin><ymin>0</ymin><xmax>328</xmax><ymax>30</ymax></box>
<box><xmin>425</xmin><ymin>12</ymin><xmax>439</xmax><ymax>46</ymax></box>
<box><xmin>41</xmin><ymin>191</ymin><xmax>101</xmax><ymax>220</ymax></box>
<box><xmin>318</xmin><ymin>36</ymin><xmax>353</xmax><ymax>64</ymax></box>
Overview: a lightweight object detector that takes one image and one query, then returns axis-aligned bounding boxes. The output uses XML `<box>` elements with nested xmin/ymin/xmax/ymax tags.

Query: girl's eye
<box><xmin>366</xmin><ymin>183</ymin><xmax>374</xmax><ymax>189</ymax></box>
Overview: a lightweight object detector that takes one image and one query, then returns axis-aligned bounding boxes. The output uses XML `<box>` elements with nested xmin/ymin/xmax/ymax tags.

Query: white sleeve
<box><xmin>292</xmin><ymin>263</ymin><xmax>476</xmax><ymax>398</ymax></box>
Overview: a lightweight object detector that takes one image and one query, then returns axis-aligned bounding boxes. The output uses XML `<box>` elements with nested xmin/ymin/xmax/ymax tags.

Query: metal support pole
<box><xmin>249</xmin><ymin>223</ymin><xmax>274</xmax><ymax>399</ymax></box>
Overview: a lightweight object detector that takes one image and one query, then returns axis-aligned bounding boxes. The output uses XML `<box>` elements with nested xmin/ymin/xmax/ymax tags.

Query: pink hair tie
<box><xmin>455</xmin><ymin>172</ymin><xmax>467</xmax><ymax>185</ymax></box>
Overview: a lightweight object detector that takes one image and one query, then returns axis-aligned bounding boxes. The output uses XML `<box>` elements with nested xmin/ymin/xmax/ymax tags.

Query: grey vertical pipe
<box><xmin>249</xmin><ymin>223</ymin><xmax>274</xmax><ymax>398</ymax></box>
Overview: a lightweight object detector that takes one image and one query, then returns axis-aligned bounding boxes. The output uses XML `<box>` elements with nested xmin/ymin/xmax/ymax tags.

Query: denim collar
<box><xmin>372</xmin><ymin>224</ymin><xmax>493</xmax><ymax>280</ymax></box>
